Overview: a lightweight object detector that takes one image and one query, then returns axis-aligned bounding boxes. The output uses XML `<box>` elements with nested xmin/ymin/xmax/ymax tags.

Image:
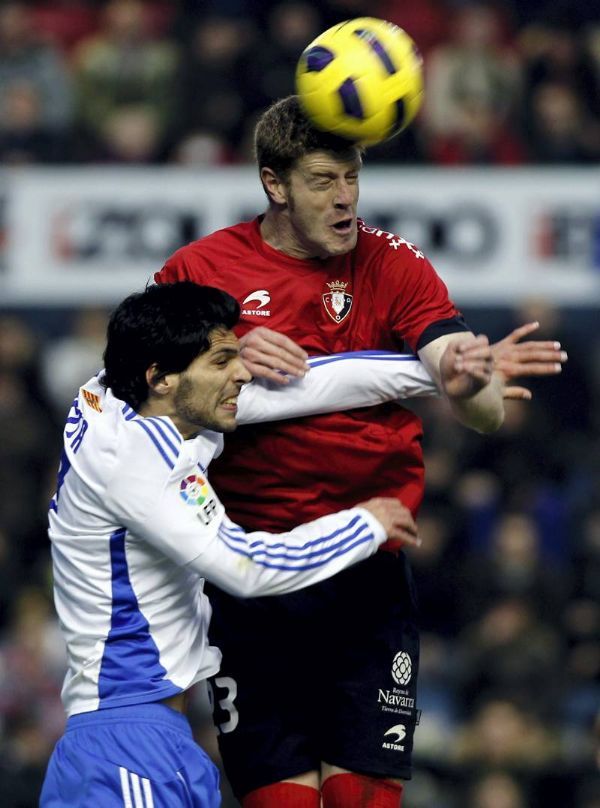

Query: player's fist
<box><xmin>358</xmin><ymin>497</ymin><xmax>420</xmax><ymax>549</ymax></box>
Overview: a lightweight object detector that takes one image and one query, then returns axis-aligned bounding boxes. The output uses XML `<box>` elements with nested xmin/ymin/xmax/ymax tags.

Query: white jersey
<box><xmin>49</xmin><ymin>352</ymin><xmax>436</xmax><ymax>716</ymax></box>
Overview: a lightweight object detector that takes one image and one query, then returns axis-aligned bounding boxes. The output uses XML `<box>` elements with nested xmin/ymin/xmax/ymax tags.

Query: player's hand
<box><xmin>358</xmin><ymin>497</ymin><xmax>420</xmax><ymax>549</ymax></box>
<box><xmin>439</xmin><ymin>334</ymin><xmax>495</xmax><ymax>400</ymax></box>
<box><xmin>239</xmin><ymin>326</ymin><xmax>310</xmax><ymax>385</ymax></box>
<box><xmin>491</xmin><ymin>321</ymin><xmax>567</xmax><ymax>400</ymax></box>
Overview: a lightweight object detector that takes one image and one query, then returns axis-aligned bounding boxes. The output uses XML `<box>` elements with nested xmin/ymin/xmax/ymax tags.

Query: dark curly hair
<box><xmin>103</xmin><ymin>282</ymin><xmax>240</xmax><ymax>410</ymax></box>
<box><xmin>254</xmin><ymin>95</ymin><xmax>362</xmax><ymax>199</ymax></box>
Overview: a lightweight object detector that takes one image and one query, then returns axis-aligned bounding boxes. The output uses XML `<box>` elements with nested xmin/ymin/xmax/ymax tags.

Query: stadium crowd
<box><xmin>0</xmin><ymin>0</ymin><xmax>599</xmax><ymax>806</ymax></box>
<box><xmin>0</xmin><ymin>0</ymin><xmax>599</xmax><ymax>166</ymax></box>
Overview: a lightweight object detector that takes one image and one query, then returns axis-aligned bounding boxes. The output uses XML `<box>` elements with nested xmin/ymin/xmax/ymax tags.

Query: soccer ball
<box><xmin>296</xmin><ymin>18</ymin><xmax>423</xmax><ymax>146</ymax></box>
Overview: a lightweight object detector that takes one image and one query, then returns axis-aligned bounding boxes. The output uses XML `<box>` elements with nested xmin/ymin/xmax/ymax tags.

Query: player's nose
<box><xmin>333</xmin><ymin>179</ymin><xmax>356</xmax><ymax>207</ymax></box>
<box><xmin>233</xmin><ymin>357</ymin><xmax>252</xmax><ymax>384</ymax></box>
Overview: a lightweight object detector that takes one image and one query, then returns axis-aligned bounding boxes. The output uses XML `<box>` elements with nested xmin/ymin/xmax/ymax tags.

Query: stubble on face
<box><xmin>281</xmin><ymin>151</ymin><xmax>361</xmax><ymax>260</ymax></box>
<box><xmin>173</xmin><ymin>330</ymin><xmax>248</xmax><ymax>437</ymax></box>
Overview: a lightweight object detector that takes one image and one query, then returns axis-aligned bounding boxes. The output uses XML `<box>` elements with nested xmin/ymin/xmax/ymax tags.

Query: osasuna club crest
<box><xmin>323</xmin><ymin>280</ymin><xmax>353</xmax><ymax>323</ymax></box>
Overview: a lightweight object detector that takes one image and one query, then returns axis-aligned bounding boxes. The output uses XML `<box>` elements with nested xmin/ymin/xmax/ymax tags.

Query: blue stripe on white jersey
<box><xmin>97</xmin><ymin>528</ymin><xmax>180</xmax><ymax>709</ymax></box>
<box><xmin>49</xmin><ymin>447</ymin><xmax>71</xmax><ymax>513</ymax></box>
<box><xmin>217</xmin><ymin>514</ymin><xmax>374</xmax><ymax>571</ymax></box>
<box><xmin>133</xmin><ymin>418</ymin><xmax>182</xmax><ymax>470</ymax></box>
<box><xmin>307</xmin><ymin>350</ymin><xmax>417</xmax><ymax>369</ymax></box>
<box><xmin>122</xmin><ymin>403</ymin><xmax>137</xmax><ymax>421</ymax></box>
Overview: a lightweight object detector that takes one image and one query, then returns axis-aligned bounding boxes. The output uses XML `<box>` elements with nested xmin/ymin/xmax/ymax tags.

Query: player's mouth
<box><xmin>221</xmin><ymin>395</ymin><xmax>238</xmax><ymax>412</ymax></box>
<box><xmin>331</xmin><ymin>217</ymin><xmax>354</xmax><ymax>235</ymax></box>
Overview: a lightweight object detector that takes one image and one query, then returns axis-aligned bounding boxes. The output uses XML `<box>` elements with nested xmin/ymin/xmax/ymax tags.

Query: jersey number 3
<box><xmin>210</xmin><ymin>676</ymin><xmax>239</xmax><ymax>734</ymax></box>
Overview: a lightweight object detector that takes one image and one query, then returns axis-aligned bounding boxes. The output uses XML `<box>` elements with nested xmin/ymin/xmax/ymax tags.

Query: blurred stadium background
<box><xmin>0</xmin><ymin>1</ymin><xmax>599</xmax><ymax>806</ymax></box>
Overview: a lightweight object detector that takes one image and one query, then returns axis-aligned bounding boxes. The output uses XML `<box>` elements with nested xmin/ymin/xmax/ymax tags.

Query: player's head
<box><xmin>103</xmin><ymin>282</ymin><xmax>251</xmax><ymax>435</ymax></box>
<box><xmin>255</xmin><ymin>95</ymin><xmax>362</xmax><ymax>259</ymax></box>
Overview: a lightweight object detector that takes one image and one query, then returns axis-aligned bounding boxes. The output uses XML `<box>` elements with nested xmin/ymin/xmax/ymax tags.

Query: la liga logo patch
<box><xmin>180</xmin><ymin>474</ymin><xmax>209</xmax><ymax>506</ymax></box>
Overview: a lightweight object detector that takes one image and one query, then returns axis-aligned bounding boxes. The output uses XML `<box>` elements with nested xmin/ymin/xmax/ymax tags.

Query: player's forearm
<box><xmin>187</xmin><ymin>508</ymin><xmax>386</xmax><ymax>597</ymax></box>
<box><xmin>236</xmin><ymin>351</ymin><xmax>438</xmax><ymax>425</ymax></box>
<box><xmin>446</xmin><ymin>374</ymin><xmax>505</xmax><ymax>433</ymax></box>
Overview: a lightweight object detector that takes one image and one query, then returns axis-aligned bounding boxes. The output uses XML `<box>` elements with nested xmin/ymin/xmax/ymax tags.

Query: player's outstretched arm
<box><xmin>105</xmin><ymin>431</ymin><xmax>419</xmax><ymax>598</ymax></box>
<box><xmin>490</xmin><ymin>321</ymin><xmax>567</xmax><ymax>400</ymax></box>
<box><xmin>189</xmin><ymin>496</ymin><xmax>419</xmax><ymax>597</ymax></box>
<box><xmin>236</xmin><ymin>351</ymin><xmax>438</xmax><ymax>425</ymax></box>
<box><xmin>421</xmin><ymin>332</ymin><xmax>504</xmax><ymax>434</ymax></box>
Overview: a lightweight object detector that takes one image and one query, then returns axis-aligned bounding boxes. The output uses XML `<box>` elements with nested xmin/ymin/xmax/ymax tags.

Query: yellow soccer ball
<box><xmin>296</xmin><ymin>17</ymin><xmax>423</xmax><ymax>146</ymax></box>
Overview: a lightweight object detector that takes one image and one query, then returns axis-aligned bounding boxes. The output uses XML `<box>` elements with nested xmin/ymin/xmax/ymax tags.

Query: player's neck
<box><xmin>260</xmin><ymin>210</ymin><xmax>316</xmax><ymax>260</ymax></box>
<box><xmin>139</xmin><ymin>399</ymin><xmax>197</xmax><ymax>440</ymax></box>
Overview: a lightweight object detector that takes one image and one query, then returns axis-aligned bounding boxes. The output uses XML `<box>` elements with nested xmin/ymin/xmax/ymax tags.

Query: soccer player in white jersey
<box><xmin>41</xmin><ymin>281</ymin><xmax>458</xmax><ymax>808</ymax></box>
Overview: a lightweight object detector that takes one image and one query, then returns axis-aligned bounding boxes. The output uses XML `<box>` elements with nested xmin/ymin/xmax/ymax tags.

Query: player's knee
<box><xmin>321</xmin><ymin>772</ymin><xmax>404</xmax><ymax>807</ymax></box>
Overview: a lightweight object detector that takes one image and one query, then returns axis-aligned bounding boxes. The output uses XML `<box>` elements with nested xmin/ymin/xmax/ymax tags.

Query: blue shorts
<box><xmin>40</xmin><ymin>702</ymin><xmax>221</xmax><ymax>807</ymax></box>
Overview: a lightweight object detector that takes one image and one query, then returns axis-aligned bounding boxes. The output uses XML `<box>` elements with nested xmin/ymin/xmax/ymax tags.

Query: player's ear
<box><xmin>146</xmin><ymin>364</ymin><xmax>172</xmax><ymax>396</ymax></box>
<box><xmin>261</xmin><ymin>167</ymin><xmax>288</xmax><ymax>206</ymax></box>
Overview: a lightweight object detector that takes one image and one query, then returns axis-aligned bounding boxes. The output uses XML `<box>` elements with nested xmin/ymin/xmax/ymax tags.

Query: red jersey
<box><xmin>156</xmin><ymin>218</ymin><xmax>466</xmax><ymax>531</ymax></box>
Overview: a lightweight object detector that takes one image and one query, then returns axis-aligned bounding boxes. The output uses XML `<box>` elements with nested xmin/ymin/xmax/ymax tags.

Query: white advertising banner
<box><xmin>2</xmin><ymin>166</ymin><xmax>600</xmax><ymax>306</ymax></box>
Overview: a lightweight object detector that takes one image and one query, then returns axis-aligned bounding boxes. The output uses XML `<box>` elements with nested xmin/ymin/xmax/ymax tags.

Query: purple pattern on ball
<box><xmin>305</xmin><ymin>46</ymin><xmax>335</xmax><ymax>72</ymax></box>
<box><xmin>339</xmin><ymin>78</ymin><xmax>364</xmax><ymax>120</ymax></box>
<box><xmin>354</xmin><ymin>29</ymin><xmax>396</xmax><ymax>75</ymax></box>
<box><xmin>388</xmin><ymin>97</ymin><xmax>406</xmax><ymax>137</ymax></box>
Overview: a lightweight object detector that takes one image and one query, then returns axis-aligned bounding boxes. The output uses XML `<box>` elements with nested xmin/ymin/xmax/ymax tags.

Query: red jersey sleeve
<box><xmin>379</xmin><ymin>243</ymin><xmax>463</xmax><ymax>353</ymax></box>
<box><xmin>155</xmin><ymin>244</ymin><xmax>213</xmax><ymax>285</ymax></box>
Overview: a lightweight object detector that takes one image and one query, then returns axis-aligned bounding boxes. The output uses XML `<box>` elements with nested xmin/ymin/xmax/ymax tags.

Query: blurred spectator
<box><xmin>423</xmin><ymin>4</ymin><xmax>521</xmax><ymax>145</ymax></box>
<box><xmin>428</xmin><ymin>96</ymin><xmax>526</xmax><ymax>165</ymax></box>
<box><xmin>466</xmin><ymin>771</ymin><xmax>528</xmax><ymax>808</ymax></box>
<box><xmin>525</xmin><ymin>81</ymin><xmax>600</xmax><ymax>163</ymax></box>
<box><xmin>0</xmin><ymin>586</ymin><xmax>65</xmax><ymax>805</ymax></box>
<box><xmin>177</xmin><ymin>15</ymin><xmax>255</xmax><ymax>155</ymax></box>
<box><xmin>29</xmin><ymin>0</ymin><xmax>100</xmax><ymax>56</ymax></box>
<box><xmin>72</xmin><ymin>0</ymin><xmax>179</xmax><ymax>162</ymax></box>
<box><xmin>455</xmin><ymin>597</ymin><xmax>562</xmax><ymax>718</ymax></box>
<box><xmin>0</xmin><ymin>1</ymin><xmax>73</xmax><ymax>162</ymax></box>
<box><xmin>452</xmin><ymin>698</ymin><xmax>560</xmax><ymax>770</ymax></box>
<box><xmin>240</xmin><ymin>1</ymin><xmax>323</xmax><ymax>116</ymax></box>
<box><xmin>0</xmin><ymin>528</ymin><xmax>20</xmax><ymax>633</ymax></box>
<box><xmin>375</xmin><ymin>0</ymin><xmax>450</xmax><ymax>56</ymax></box>
<box><xmin>171</xmin><ymin>130</ymin><xmax>235</xmax><ymax>166</ymax></box>
<box><xmin>458</xmin><ymin>511</ymin><xmax>568</xmax><ymax>624</ymax></box>
<box><xmin>40</xmin><ymin>307</ymin><xmax>108</xmax><ymax>420</ymax></box>
<box><xmin>561</xmin><ymin>513</ymin><xmax>600</xmax><ymax>757</ymax></box>
<box><xmin>512</xmin><ymin>299</ymin><xmax>593</xmax><ymax>434</ymax></box>
<box><xmin>410</xmin><ymin>503</ymin><xmax>465</xmax><ymax>636</ymax></box>
<box><xmin>519</xmin><ymin>19</ymin><xmax>600</xmax><ymax>120</ymax></box>
<box><xmin>0</xmin><ymin>370</ymin><xmax>56</xmax><ymax>564</ymax></box>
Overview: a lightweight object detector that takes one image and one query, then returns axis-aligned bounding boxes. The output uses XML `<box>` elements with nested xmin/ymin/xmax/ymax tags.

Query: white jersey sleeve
<box><xmin>236</xmin><ymin>351</ymin><xmax>438</xmax><ymax>425</ymax></box>
<box><xmin>104</xmin><ymin>424</ymin><xmax>387</xmax><ymax>598</ymax></box>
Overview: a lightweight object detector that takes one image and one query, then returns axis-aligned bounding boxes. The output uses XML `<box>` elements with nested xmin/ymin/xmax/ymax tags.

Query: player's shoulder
<box><xmin>356</xmin><ymin>219</ymin><xmax>427</xmax><ymax>265</ymax></box>
<box><xmin>169</xmin><ymin>219</ymin><xmax>256</xmax><ymax>265</ymax></box>
<box><xmin>117</xmin><ymin>409</ymin><xmax>186</xmax><ymax>477</ymax></box>
<box><xmin>71</xmin><ymin>375</ymin><xmax>185</xmax><ymax>480</ymax></box>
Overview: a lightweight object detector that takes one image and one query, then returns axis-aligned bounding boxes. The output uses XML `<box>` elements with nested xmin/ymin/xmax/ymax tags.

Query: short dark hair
<box><xmin>103</xmin><ymin>282</ymin><xmax>240</xmax><ymax>410</ymax></box>
<box><xmin>254</xmin><ymin>95</ymin><xmax>361</xmax><ymax>189</ymax></box>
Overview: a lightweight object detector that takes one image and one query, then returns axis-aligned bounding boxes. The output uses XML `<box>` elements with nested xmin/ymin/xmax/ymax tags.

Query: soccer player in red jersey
<box><xmin>156</xmin><ymin>96</ymin><xmax>566</xmax><ymax>808</ymax></box>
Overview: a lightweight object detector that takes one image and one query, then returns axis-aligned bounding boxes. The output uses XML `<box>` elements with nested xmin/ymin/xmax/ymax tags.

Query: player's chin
<box><xmin>218</xmin><ymin>413</ymin><xmax>238</xmax><ymax>433</ymax></box>
<box><xmin>326</xmin><ymin>227</ymin><xmax>357</xmax><ymax>254</ymax></box>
